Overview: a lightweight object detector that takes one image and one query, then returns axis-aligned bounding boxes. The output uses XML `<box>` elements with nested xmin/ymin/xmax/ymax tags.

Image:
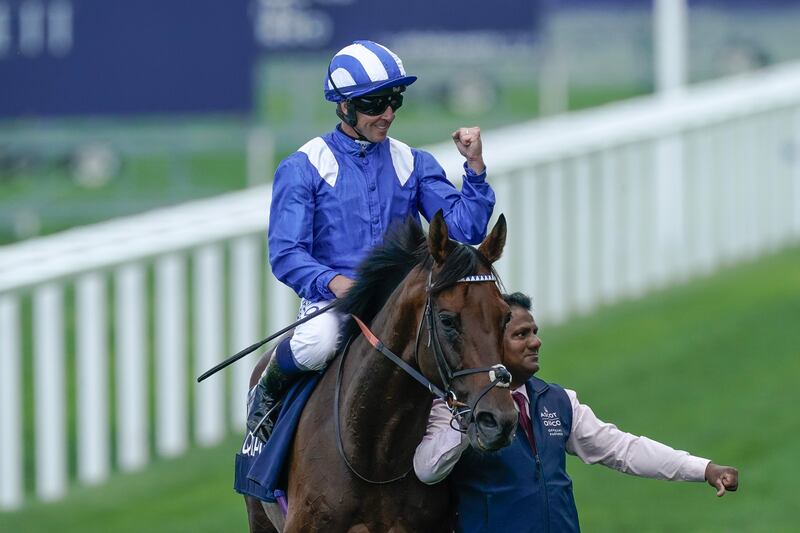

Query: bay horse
<box><xmin>245</xmin><ymin>212</ymin><xmax>517</xmax><ymax>532</ymax></box>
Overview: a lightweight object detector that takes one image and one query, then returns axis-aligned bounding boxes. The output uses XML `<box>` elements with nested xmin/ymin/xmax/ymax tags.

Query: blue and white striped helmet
<box><xmin>324</xmin><ymin>40</ymin><xmax>417</xmax><ymax>102</ymax></box>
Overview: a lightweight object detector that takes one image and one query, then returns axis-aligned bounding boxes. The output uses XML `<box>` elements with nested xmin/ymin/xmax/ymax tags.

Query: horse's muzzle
<box><xmin>469</xmin><ymin>408</ymin><xmax>517</xmax><ymax>451</ymax></box>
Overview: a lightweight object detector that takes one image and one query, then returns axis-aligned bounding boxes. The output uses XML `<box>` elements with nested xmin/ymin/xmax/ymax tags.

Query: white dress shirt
<box><xmin>414</xmin><ymin>384</ymin><xmax>710</xmax><ymax>485</ymax></box>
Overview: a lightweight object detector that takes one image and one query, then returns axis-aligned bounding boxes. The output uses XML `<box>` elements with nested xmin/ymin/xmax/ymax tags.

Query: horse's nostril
<box><xmin>475</xmin><ymin>411</ymin><xmax>498</xmax><ymax>429</ymax></box>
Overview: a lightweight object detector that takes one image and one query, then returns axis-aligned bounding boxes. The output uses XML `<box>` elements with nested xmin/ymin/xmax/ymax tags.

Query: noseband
<box><xmin>336</xmin><ymin>270</ymin><xmax>512</xmax><ymax>484</ymax></box>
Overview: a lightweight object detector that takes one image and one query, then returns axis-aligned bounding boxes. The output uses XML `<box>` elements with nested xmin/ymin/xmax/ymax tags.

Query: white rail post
<box><xmin>638</xmin><ymin>143</ymin><xmax>658</xmax><ymax>291</ymax></box>
<box><xmin>573</xmin><ymin>157</ymin><xmax>595</xmax><ymax>315</ymax></box>
<box><xmin>654</xmin><ymin>134</ymin><xmax>686</xmax><ymax>284</ymax></box>
<box><xmin>545</xmin><ymin>164</ymin><xmax>567</xmax><ymax>323</ymax></box>
<box><xmin>33</xmin><ymin>283</ymin><xmax>66</xmax><ymax>501</ymax></box>
<box><xmin>518</xmin><ymin>169</ymin><xmax>543</xmax><ymax>317</ymax></box>
<box><xmin>794</xmin><ymin>109</ymin><xmax>800</xmax><ymax>237</ymax></box>
<box><xmin>732</xmin><ymin>120</ymin><xmax>750</xmax><ymax>260</ymax></box>
<box><xmin>116</xmin><ymin>264</ymin><xmax>149</xmax><ymax>471</ymax></box>
<box><xmin>76</xmin><ymin>273</ymin><xmax>109</xmax><ymax>485</ymax></box>
<box><xmin>707</xmin><ymin>126</ymin><xmax>726</xmax><ymax>269</ymax></box>
<box><xmin>156</xmin><ymin>254</ymin><xmax>188</xmax><ymax>457</ymax></box>
<box><xmin>600</xmin><ymin>151</ymin><xmax>620</xmax><ymax>301</ymax></box>
<box><xmin>774</xmin><ymin>110</ymin><xmax>792</xmax><ymax>242</ymax></box>
<box><xmin>194</xmin><ymin>245</ymin><xmax>225</xmax><ymax>446</ymax></box>
<box><xmin>624</xmin><ymin>145</ymin><xmax>646</xmax><ymax>298</ymax></box>
<box><xmin>694</xmin><ymin>132</ymin><xmax>715</xmax><ymax>273</ymax></box>
<box><xmin>719</xmin><ymin>122</ymin><xmax>738</xmax><ymax>259</ymax></box>
<box><xmin>755</xmin><ymin>115</ymin><xmax>774</xmax><ymax>256</ymax></box>
<box><xmin>653</xmin><ymin>0</ymin><xmax>688</xmax><ymax>283</ymax></box>
<box><xmin>777</xmin><ymin>114</ymin><xmax>795</xmax><ymax>247</ymax></box>
<box><xmin>739</xmin><ymin>123</ymin><xmax>763</xmax><ymax>256</ymax></box>
<box><xmin>230</xmin><ymin>236</ymin><xmax>261</xmax><ymax>429</ymax></box>
<box><xmin>764</xmin><ymin>111</ymin><xmax>783</xmax><ymax>252</ymax></box>
<box><xmin>654</xmin><ymin>0</ymin><xmax>687</xmax><ymax>95</ymax></box>
<box><xmin>0</xmin><ymin>295</ymin><xmax>23</xmax><ymax>509</ymax></box>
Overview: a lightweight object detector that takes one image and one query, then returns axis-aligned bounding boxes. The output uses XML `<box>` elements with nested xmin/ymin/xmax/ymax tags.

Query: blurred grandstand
<box><xmin>4</xmin><ymin>0</ymin><xmax>800</xmax><ymax>245</ymax></box>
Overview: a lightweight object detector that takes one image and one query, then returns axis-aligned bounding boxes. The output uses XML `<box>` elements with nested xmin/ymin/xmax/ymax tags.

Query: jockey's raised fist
<box><xmin>452</xmin><ymin>127</ymin><xmax>485</xmax><ymax>174</ymax></box>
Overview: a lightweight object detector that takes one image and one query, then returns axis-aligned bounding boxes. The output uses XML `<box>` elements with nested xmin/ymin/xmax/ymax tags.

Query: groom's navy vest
<box><xmin>451</xmin><ymin>377</ymin><xmax>580</xmax><ymax>533</ymax></box>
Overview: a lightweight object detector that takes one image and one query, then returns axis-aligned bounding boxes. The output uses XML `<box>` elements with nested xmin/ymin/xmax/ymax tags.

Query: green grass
<box><xmin>543</xmin><ymin>246</ymin><xmax>800</xmax><ymax>532</ymax></box>
<box><xmin>3</xmin><ymin>246</ymin><xmax>797</xmax><ymax>532</ymax></box>
<box><xmin>0</xmin><ymin>435</ymin><xmax>249</xmax><ymax>533</ymax></box>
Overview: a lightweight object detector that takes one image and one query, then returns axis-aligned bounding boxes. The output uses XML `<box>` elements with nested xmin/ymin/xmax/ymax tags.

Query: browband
<box><xmin>456</xmin><ymin>274</ymin><xmax>496</xmax><ymax>283</ymax></box>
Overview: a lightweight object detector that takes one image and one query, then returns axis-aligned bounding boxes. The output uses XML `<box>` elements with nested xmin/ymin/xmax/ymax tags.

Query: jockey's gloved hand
<box><xmin>247</xmin><ymin>349</ymin><xmax>297</xmax><ymax>443</ymax></box>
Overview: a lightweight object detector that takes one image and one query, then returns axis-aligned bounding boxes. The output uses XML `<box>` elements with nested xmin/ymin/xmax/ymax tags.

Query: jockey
<box><xmin>247</xmin><ymin>39</ymin><xmax>496</xmax><ymax>442</ymax></box>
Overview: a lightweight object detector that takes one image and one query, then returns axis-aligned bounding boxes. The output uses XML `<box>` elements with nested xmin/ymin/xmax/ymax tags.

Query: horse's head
<box><xmin>416</xmin><ymin>211</ymin><xmax>517</xmax><ymax>451</ymax></box>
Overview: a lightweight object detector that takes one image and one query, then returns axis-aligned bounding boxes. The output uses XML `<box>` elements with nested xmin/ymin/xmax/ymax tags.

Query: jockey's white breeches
<box><xmin>289</xmin><ymin>298</ymin><xmax>344</xmax><ymax>371</ymax></box>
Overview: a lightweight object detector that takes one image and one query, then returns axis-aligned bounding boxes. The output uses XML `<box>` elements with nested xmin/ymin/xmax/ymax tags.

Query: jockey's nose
<box><xmin>380</xmin><ymin>105</ymin><xmax>395</xmax><ymax>120</ymax></box>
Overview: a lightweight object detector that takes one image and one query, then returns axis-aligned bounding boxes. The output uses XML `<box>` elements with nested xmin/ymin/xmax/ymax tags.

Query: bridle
<box><xmin>334</xmin><ymin>270</ymin><xmax>512</xmax><ymax>484</ymax></box>
<box><xmin>416</xmin><ymin>271</ymin><xmax>512</xmax><ymax>428</ymax></box>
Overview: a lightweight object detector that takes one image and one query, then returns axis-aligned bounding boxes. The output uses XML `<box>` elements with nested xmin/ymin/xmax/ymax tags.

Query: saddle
<box><xmin>234</xmin><ymin>368</ymin><xmax>320</xmax><ymax>503</ymax></box>
<box><xmin>233</xmin><ymin>335</ymin><xmax>357</xmax><ymax>503</ymax></box>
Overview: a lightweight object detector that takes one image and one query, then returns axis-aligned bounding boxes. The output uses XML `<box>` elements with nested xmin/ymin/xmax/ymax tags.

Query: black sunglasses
<box><xmin>351</xmin><ymin>93</ymin><xmax>404</xmax><ymax>116</ymax></box>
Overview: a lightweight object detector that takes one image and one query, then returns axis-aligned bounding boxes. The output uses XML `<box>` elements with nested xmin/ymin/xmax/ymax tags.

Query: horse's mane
<box><xmin>337</xmin><ymin>217</ymin><xmax>497</xmax><ymax>342</ymax></box>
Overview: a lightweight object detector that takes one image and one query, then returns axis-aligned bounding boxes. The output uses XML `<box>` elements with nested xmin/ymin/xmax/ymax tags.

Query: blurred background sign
<box><xmin>0</xmin><ymin>0</ymin><xmax>256</xmax><ymax>118</ymax></box>
<box><xmin>4</xmin><ymin>0</ymin><xmax>800</xmax><ymax>245</ymax></box>
<box><xmin>252</xmin><ymin>0</ymin><xmax>542</xmax><ymax>52</ymax></box>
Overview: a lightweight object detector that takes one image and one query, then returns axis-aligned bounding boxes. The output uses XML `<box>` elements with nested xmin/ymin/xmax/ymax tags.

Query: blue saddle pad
<box><xmin>233</xmin><ymin>372</ymin><xmax>322</xmax><ymax>502</ymax></box>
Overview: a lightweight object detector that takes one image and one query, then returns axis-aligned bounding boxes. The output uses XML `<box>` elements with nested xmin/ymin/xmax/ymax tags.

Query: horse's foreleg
<box><xmin>244</xmin><ymin>495</ymin><xmax>278</xmax><ymax>533</ymax></box>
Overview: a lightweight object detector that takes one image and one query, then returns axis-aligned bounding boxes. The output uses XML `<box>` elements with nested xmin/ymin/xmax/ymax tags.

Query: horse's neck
<box><xmin>341</xmin><ymin>287</ymin><xmax>433</xmax><ymax>473</ymax></box>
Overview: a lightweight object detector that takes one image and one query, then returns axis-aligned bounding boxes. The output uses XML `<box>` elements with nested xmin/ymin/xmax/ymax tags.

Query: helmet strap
<box><xmin>328</xmin><ymin>64</ymin><xmax>370</xmax><ymax>141</ymax></box>
<box><xmin>335</xmin><ymin>101</ymin><xmax>358</xmax><ymax>129</ymax></box>
<box><xmin>336</xmin><ymin>102</ymin><xmax>370</xmax><ymax>142</ymax></box>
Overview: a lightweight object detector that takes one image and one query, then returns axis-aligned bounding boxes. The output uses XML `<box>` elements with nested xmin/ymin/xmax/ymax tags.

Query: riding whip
<box><xmin>196</xmin><ymin>300</ymin><xmax>339</xmax><ymax>382</ymax></box>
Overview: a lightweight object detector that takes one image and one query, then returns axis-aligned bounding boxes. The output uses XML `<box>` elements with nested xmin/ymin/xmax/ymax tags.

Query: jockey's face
<box><xmin>504</xmin><ymin>306</ymin><xmax>541</xmax><ymax>385</ymax></box>
<box><xmin>341</xmin><ymin>100</ymin><xmax>396</xmax><ymax>143</ymax></box>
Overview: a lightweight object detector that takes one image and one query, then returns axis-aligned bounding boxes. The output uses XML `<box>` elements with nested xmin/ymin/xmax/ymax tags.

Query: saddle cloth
<box><xmin>233</xmin><ymin>372</ymin><xmax>322</xmax><ymax>502</ymax></box>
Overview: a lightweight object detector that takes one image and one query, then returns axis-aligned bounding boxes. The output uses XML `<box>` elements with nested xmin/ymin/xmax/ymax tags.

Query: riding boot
<box><xmin>247</xmin><ymin>338</ymin><xmax>304</xmax><ymax>443</ymax></box>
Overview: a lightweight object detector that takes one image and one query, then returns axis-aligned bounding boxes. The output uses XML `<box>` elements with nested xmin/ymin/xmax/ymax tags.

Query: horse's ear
<box><xmin>478</xmin><ymin>214</ymin><xmax>507</xmax><ymax>264</ymax></box>
<box><xmin>428</xmin><ymin>210</ymin><xmax>454</xmax><ymax>265</ymax></box>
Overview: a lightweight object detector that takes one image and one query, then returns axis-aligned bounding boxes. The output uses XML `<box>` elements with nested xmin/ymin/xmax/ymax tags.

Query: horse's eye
<box><xmin>438</xmin><ymin>312</ymin><xmax>460</xmax><ymax>331</ymax></box>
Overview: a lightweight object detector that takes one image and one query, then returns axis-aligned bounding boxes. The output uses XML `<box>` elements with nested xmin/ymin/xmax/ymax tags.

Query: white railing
<box><xmin>0</xmin><ymin>190</ymin><xmax>298</xmax><ymax>507</ymax></box>
<box><xmin>2</xmin><ymin>62</ymin><xmax>800</xmax><ymax>510</ymax></box>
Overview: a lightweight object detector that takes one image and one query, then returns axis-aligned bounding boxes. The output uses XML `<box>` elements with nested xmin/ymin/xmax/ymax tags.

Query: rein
<box><xmin>335</xmin><ymin>272</ymin><xmax>512</xmax><ymax>484</ymax></box>
<box><xmin>333</xmin><ymin>334</ymin><xmax>412</xmax><ymax>484</ymax></box>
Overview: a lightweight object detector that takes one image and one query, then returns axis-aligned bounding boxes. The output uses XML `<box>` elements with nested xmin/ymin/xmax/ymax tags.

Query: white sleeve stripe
<box><xmin>298</xmin><ymin>137</ymin><xmax>339</xmax><ymax>187</ymax></box>
<box><xmin>388</xmin><ymin>137</ymin><xmax>414</xmax><ymax>186</ymax></box>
